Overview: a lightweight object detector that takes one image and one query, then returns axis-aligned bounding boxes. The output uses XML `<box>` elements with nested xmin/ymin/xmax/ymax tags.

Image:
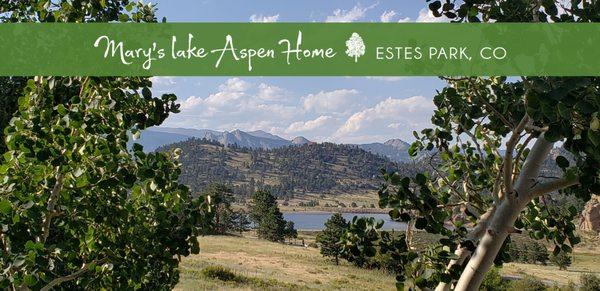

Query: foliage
<box><xmin>202</xmin><ymin>183</ymin><xmax>236</xmax><ymax>234</ymax></box>
<box><xmin>201</xmin><ymin>265</ymin><xmax>237</xmax><ymax>282</ymax></box>
<box><xmin>250</xmin><ymin>190</ymin><xmax>286</xmax><ymax>242</ymax></box>
<box><xmin>257</xmin><ymin>206</ymin><xmax>286</xmax><ymax>242</ymax></box>
<box><xmin>509</xmin><ymin>275</ymin><xmax>547</xmax><ymax>291</ymax></box>
<box><xmin>480</xmin><ymin>268</ymin><xmax>510</xmax><ymax>291</ymax></box>
<box><xmin>231</xmin><ymin>210</ymin><xmax>252</xmax><ymax>234</ymax></box>
<box><xmin>508</xmin><ymin>238</ymin><xmax>549</xmax><ymax>265</ymax></box>
<box><xmin>550</xmin><ymin>251</ymin><xmax>572</xmax><ymax>270</ymax></box>
<box><xmin>337</xmin><ymin>1</ymin><xmax>600</xmax><ymax>289</ymax></box>
<box><xmin>0</xmin><ymin>77</ymin><xmax>26</xmax><ymax>154</ymax></box>
<box><xmin>580</xmin><ymin>273</ymin><xmax>600</xmax><ymax>291</ymax></box>
<box><xmin>284</xmin><ymin>221</ymin><xmax>298</xmax><ymax>241</ymax></box>
<box><xmin>316</xmin><ymin>213</ymin><xmax>348</xmax><ymax>265</ymax></box>
<box><xmin>0</xmin><ymin>1</ymin><xmax>210</xmax><ymax>290</ymax></box>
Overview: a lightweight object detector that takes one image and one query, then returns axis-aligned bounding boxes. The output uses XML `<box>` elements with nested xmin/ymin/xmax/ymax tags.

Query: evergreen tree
<box><xmin>257</xmin><ymin>205</ymin><xmax>286</xmax><ymax>242</ymax></box>
<box><xmin>203</xmin><ymin>183</ymin><xmax>235</xmax><ymax>234</ymax></box>
<box><xmin>316</xmin><ymin>213</ymin><xmax>348</xmax><ymax>265</ymax></box>
<box><xmin>232</xmin><ymin>210</ymin><xmax>251</xmax><ymax>234</ymax></box>
<box><xmin>249</xmin><ymin>189</ymin><xmax>278</xmax><ymax>224</ymax></box>
<box><xmin>284</xmin><ymin>221</ymin><xmax>298</xmax><ymax>243</ymax></box>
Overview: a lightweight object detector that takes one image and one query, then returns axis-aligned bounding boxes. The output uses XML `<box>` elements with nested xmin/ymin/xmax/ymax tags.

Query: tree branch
<box><xmin>39</xmin><ymin>173</ymin><xmax>64</xmax><ymax>244</ymax></box>
<box><xmin>530</xmin><ymin>177</ymin><xmax>579</xmax><ymax>198</ymax></box>
<box><xmin>502</xmin><ymin>115</ymin><xmax>530</xmax><ymax>200</ymax></box>
<box><xmin>40</xmin><ymin>260</ymin><xmax>99</xmax><ymax>291</ymax></box>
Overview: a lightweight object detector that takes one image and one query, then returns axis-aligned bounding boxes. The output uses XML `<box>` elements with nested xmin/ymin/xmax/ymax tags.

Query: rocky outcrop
<box><xmin>579</xmin><ymin>195</ymin><xmax>600</xmax><ymax>232</ymax></box>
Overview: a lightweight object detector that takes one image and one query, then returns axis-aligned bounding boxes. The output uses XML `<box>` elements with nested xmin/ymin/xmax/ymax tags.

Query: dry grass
<box><xmin>175</xmin><ymin>235</ymin><xmax>397</xmax><ymax>290</ymax></box>
<box><xmin>175</xmin><ymin>232</ymin><xmax>600</xmax><ymax>290</ymax></box>
<box><xmin>502</xmin><ymin>251</ymin><xmax>600</xmax><ymax>285</ymax></box>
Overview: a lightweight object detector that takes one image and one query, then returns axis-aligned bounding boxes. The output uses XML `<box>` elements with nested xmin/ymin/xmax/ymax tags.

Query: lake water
<box><xmin>283</xmin><ymin>212</ymin><xmax>407</xmax><ymax>230</ymax></box>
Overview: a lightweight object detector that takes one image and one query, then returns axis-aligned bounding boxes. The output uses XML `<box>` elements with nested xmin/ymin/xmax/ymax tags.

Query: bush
<box><xmin>580</xmin><ymin>273</ymin><xmax>600</xmax><ymax>291</ymax></box>
<box><xmin>201</xmin><ymin>265</ymin><xmax>237</xmax><ymax>281</ymax></box>
<box><xmin>550</xmin><ymin>251</ymin><xmax>572</xmax><ymax>270</ymax></box>
<box><xmin>481</xmin><ymin>268</ymin><xmax>510</xmax><ymax>291</ymax></box>
<box><xmin>510</xmin><ymin>275</ymin><xmax>546</xmax><ymax>291</ymax></box>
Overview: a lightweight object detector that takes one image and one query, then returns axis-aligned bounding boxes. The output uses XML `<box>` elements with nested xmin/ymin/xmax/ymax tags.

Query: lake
<box><xmin>283</xmin><ymin>212</ymin><xmax>407</xmax><ymax>231</ymax></box>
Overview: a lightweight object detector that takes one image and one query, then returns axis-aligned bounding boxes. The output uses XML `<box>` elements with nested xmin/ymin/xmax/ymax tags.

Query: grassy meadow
<box><xmin>175</xmin><ymin>232</ymin><xmax>600</xmax><ymax>290</ymax></box>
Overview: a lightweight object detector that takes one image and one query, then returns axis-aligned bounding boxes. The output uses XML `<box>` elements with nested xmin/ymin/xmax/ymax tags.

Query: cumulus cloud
<box><xmin>218</xmin><ymin>77</ymin><xmax>251</xmax><ymax>92</ymax></box>
<box><xmin>380</xmin><ymin>10</ymin><xmax>397</xmax><ymax>22</ymax></box>
<box><xmin>250</xmin><ymin>14</ymin><xmax>280</xmax><ymax>22</ymax></box>
<box><xmin>326</xmin><ymin>4</ymin><xmax>376</xmax><ymax>22</ymax></box>
<box><xmin>150</xmin><ymin>76</ymin><xmax>176</xmax><ymax>86</ymax></box>
<box><xmin>285</xmin><ymin>116</ymin><xmax>333</xmax><ymax>134</ymax></box>
<box><xmin>416</xmin><ymin>8</ymin><xmax>447</xmax><ymax>22</ymax></box>
<box><xmin>302</xmin><ymin>89</ymin><xmax>360</xmax><ymax>114</ymax></box>
<box><xmin>333</xmin><ymin>96</ymin><xmax>435</xmax><ymax>143</ymax></box>
<box><xmin>366</xmin><ymin>77</ymin><xmax>407</xmax><ymax>82</ymax></box>
<box><xmin>257</xmin><ymin>83</ymin><xmax>289</xmax><ymax>101</ymax></box>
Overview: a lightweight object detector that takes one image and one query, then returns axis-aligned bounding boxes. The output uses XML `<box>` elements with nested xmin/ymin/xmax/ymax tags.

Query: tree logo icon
<box><xmin>345</xmin><ymin>32</ymin><xmax>365</xmax><ymax>63</ymax></box>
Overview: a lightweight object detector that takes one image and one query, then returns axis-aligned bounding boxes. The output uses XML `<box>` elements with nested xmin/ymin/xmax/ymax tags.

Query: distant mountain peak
<box><xmin>384</xmin><ymin>139</ymin><xmax>410</xmax><ymax>149</ymax></box>
<box><xmin>291</xmin><ymin>136</ymin><xmax>311</xmax><ymax>145</ymax></box>
<box><xmin>247</xmin><ymin>130</ymin><xmax>287</xmax><ymax>141</ymax></box>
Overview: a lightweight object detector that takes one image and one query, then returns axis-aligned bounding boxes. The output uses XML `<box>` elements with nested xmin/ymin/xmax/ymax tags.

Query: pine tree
<box><xmin>257</xmin><ymin>205</ymin><xmax>286</xmax><ymax>242</ymax></box>
<box><xmin>232</xmin><ymin>210</ymin><xmax>251</xmax><ymax>234</ymax></box>
<box><xmin>203</xmin><ymin>183</ymin><xmax>235</xmax><ymax>234</ymax></box>
<box><xmin>249</xmin><ymin>189</ymin><xmax>278</xmax><ymax>224</ymax></box>
<box><xmin>316</xmin><ymin>213</ymin><xmax>348</xmax><ymax>265</ymax></box>
<box><xmin>250</xmin><ymin>189</ymin><xmax>286</xmax><ymax>242</ymax></box>
<box><xmin>284</xmin><ymin>221</ymin><xmax>298</xmax><ymax>243</ymax></box>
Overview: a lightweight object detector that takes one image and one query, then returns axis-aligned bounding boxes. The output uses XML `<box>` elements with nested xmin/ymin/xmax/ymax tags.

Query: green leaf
<box><xmin>0</xmin><ymin>199</ymin><xmax>12</xmax><ymax>215</ymax></box>
<box><xmin>555</xmin><ymin>156</ymin><xmax>569</xmax><ymax>169</ymax></box>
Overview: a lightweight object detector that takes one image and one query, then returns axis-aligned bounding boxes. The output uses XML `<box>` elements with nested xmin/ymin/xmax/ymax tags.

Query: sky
<box><xmin>151</xmin><ymin>0</ymin><xmax>447</xmax><ymax>144</ymax></box>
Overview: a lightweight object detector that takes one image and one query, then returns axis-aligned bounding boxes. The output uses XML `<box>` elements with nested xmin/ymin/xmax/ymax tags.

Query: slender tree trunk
<box><xmin>454</xmin><ymin>137</ymin><xmax>553</xmax><ymax>290</ymax></box>
<box><xmin>435</xmin><ymin>207</ymin><xmax>496</xmax><ymax>291</ymax></box>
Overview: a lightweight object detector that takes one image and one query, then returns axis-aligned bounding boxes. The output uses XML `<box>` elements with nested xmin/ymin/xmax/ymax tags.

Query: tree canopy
<box><xmin>343</xmin><ymin>1</ymin><xmax>600</xmax><ymax>290</ymax></box>
<box><xmin>0</xmin><ymin>1</ymin><xmax>210</xmax><ymax>290</ymax></box>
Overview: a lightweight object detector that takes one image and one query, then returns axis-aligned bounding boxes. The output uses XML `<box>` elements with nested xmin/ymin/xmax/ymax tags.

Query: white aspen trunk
<box><xmin>434</xmin><ymin>207</ymin><xmax>496</xmax><ymax>291</ymax></box>
<box><xmin>454</xmin><ymin>137</ymin><xmax>553</xmax><ymax>291</ymax></box>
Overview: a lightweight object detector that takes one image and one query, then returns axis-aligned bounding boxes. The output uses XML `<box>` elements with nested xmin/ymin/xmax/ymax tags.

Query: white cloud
<box><xmin>302</xmin><ymin>89</ymin><xmax>360</xmax><ymax>114</ymax></box>
<box><xmin>366</xmin><ymin>77</ymin><xmax>407</xmax><ymax>82</ymax></box>
<box><xmin>416</xmin><ymin>8</ymin><xmax>447</xmax><ymax>22</ymax></box>
<box><xmin>380</xmin><ymin>10</ymin><xmax>397</xmax><ymax>22</ymax></box>
<box><xmin>333</xmin><ymin>96</ymin><xmax>435</xmax><ymax>143</ymax></box>
<box><xmin>285</xmin><ymin>116</ymin><xmax>333</xmax><ymax>134</ymax></box>
<box><xmin>257</xmin><ymin>83</ymin><xmax>288</xmax><ymax>101</ymax></box>
<box><xmin>218</xmin><ymin>77</ymin><xmax>251</xmax><ymax>92</ymax></box>
<box><xmin>326</xmin><ymin>4</ymin><xmax>376</xmax><ymax>22</ymax></box>
<box><xmin>150</xmin><ymin>76</ymin><xmax>176</xmax><ymax>86</ymax></box>
<box><xmin>397</xmin><ymin>17</ymin><xmax>411</xmax><ymax>23</ymax></box>
<box><xmin>250</xmin><ymin>14</ymin><xmax>280</xmax><ymax>22</ymax></box>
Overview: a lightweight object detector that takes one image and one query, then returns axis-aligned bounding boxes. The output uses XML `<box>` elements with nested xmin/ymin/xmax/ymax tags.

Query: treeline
<box><xmin>157</xmin><ymin>138</ymin><xmax>425</xmax><ymax>198</ymax></box>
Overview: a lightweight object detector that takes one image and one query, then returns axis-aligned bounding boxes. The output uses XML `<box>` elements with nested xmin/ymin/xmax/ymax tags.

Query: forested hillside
<box><xmin>157</xmin><ymin>138</ymin><xmax>421</xmax><ymax>198</ymax></box>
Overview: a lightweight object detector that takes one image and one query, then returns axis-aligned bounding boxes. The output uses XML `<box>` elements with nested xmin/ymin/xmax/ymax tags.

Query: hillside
<box><xmin>137</xmin><ymin>127</ymin><xmax>413</xmax><ymax>162</ymax></box>
<box><xmin>157</xmin><ymin>138</ymin><xmax>419</xmax><ymax>198</ymax></box>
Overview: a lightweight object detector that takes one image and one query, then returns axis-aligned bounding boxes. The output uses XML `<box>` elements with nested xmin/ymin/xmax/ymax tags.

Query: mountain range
<box><xmin>134</xmin><ymin>127</ymin><xmax>412</xmax><ymax>162</ymax></box>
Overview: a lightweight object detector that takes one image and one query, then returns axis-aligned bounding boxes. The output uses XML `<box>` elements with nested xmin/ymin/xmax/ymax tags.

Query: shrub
<box><xmin>481</xmin><ymin>268</ymin><xmax>510</xmax><ymax>291</ymax></box>
<box><xmin>580</xmin><ymin>273</ymin><xmax>600</xmax><ymax>291</ymax></box>
<box><xmin>550</xmin><ymin>251</ymin><xmax>572</xmax><ymax>270</ymax></box>
<box><xmin>510</xmin><ymin>275</ymin><xmax>546</xmax><ymax>291</ymax></box>
<box><xmin>201</xmin><ymin>265</ymin><xmax>237</xmax><ymax>282</ymax></box>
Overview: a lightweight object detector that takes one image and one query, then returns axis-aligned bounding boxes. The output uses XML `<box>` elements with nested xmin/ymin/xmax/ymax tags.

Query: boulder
<box><xmin>579</xmin><ymin>195</ymin><xmax>600</xmax><ymax>232</ymax></box>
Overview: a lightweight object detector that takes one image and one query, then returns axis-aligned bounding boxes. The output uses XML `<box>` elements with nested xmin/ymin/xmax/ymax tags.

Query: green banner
<box><xmin>0</xmin><ymin>23</ymin><xmax>598</xmax><ymax>76</ymax></box>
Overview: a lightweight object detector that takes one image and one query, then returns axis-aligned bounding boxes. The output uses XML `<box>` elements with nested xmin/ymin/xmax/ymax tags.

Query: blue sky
<box><xmin>151</xmin><ymin>1</ymin><xmax>446</xmax><ymax>144</ymax></box>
